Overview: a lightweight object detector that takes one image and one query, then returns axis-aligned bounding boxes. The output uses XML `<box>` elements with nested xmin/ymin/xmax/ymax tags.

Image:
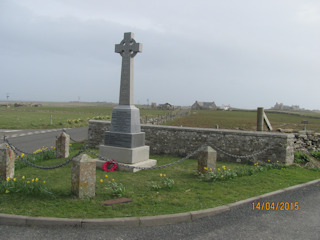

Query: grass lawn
<box><xmin>1</xmin><ymin>144</ymin><xmax>320</xmax><ymax>218</ymax></box>
<box><xmin>166</xmin><ymin>110</ymin><xmax>320</xmax><ymax>132</ymax></box>
<box><xmin>0</xmin><ymin>104</ymin><xmax>171</xmax><ymax>129</ymax></box>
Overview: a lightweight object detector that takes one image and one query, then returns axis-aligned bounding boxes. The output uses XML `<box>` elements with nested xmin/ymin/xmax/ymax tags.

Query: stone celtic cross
<box><xmin>100</xmin><ymin>32</ymin><xmax>156</xmax><ymax>171</ymax></box>
<box><xmin>115</xmin><ymin>32</ymin><xmax>142</xmax><ymax>105</ymax></box>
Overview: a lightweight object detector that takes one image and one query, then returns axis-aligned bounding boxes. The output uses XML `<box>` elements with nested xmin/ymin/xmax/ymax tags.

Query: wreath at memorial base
<box><xmin>102</xmin><ymin>160</ymin><xmax>118</xmax><ymax>172</ymax></box>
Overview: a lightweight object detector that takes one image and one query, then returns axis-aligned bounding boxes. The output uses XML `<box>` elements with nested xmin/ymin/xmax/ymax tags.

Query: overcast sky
<box><xmin>1</xmin><ymin>0</ymin><xmax>319</xmax><ymax>109</ymax></box>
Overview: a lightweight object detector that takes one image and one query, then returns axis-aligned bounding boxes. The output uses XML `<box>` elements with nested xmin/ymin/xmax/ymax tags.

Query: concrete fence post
<box><xmin>198</xmin><ymin>146</ymin><xmax>217</xmax><ymax>174</ymax></box>
<box><xmin>0</xmin><ymin>143</ymin><xmax>15</xmax><ymax>181</ymax></box>
<box><xmin>56</xmin><ymin>132</ymin><xmax>70</xmax><ymax>158</ymax></box>
<box><xmin>71</xmin><ymin>154</ymin><xmax>96</xmax><ymax>198</ymax></box>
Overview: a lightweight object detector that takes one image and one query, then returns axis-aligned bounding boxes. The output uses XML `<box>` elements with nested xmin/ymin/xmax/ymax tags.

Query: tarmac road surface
<box><xmin>0</xmin><ymin>127</ymin><xmax>88</xmax><ymax>153</ymax></box>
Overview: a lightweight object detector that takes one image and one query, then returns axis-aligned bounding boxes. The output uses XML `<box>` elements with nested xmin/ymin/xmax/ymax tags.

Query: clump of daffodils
<box><xmin>1</xmin><ymin>176</ymin><xmax>53</xmax><ymax>197</ymax></box>
<box><xmin>203</xmin><ymin>166</ymin><xmax>237</xmax><ymax>182</ymax></box>
<box><xmin>151</xmin><ymin>174</ymin><xmax>175</xmax><ymax>191</ymax></box>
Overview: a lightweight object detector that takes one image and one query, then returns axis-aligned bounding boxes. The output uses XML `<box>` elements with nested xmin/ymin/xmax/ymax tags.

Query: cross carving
<box><xmin>115</xmin><ymin>32</ymin><xmax>142</xmax><ymax>58</ymax></box>
<box><xmin>115</xmin><ymin>32</ymin><xmax>142</xmax><ymax>105</ymax></box>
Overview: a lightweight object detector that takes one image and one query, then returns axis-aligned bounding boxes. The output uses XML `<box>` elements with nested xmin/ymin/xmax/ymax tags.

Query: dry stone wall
<box><xmin>89</xmin><ymin>120</ymin><xmax>295</xmax><ymax>164</ymax></box>
<box><xmin>293</xmin><ymin>131</ymin><xmax>320</xmax><ymax>154</ymax></box>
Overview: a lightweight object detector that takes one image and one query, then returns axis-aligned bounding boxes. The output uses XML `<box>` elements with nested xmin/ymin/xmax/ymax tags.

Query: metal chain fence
<box><xmin>86</xmin><ymin>144</ymin><xmax>207</xmax><ymax>170</ymax></box>
<box><xmin>5</xmin><ymin>138</ymin><xmax>85</xmax><ymax>170</ymax></box>
<box><xmin>4</xmin><ymin>137</ymin><xmax>54</xmax><ymax>156</ymax></box>
<box><xmin>209</xmin><ymin>142</ymin><xmax>276</xmax><ymax>159</ymax></box>
<box><xmin>4</xmin><ymin>130</ymin><xmax>276</xmax><ymax>171</ymax></box>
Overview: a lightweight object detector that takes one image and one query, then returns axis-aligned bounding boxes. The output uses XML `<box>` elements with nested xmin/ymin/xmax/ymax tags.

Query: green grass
<box><xmin>1</xmin><ymin>147</ymin><xmax>319</xmax><ymax>218</ymax></box>
<box><xmin>2</xmin><ymin>103</ymin><xmax>320</xmax><ymax>131</ymax></box>
<box><xmin>166</xmin><ymin>110</ymin><xmax>320</xmax><ymax>132</ymax></box>
<box><xmin>0</xmin><ymin>104</ymin><xmax>171</xmax><ymax>129</ymax></box>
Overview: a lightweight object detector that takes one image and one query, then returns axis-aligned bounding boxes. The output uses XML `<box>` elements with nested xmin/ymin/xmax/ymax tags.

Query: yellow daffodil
<box><xmin>6</xmin><ymin>177</ymin><xmax>10</xmax><ymax>181</ymax></box>
<box><xmin>105</xmin><ymin>175</ymin><xmax>108</xmax><ymax>178</ymax></box>
<box><xmin>209</xmin><ymin>168</ymin><xmax>212</xmax><ymax>171</ymax></box>
<box><xmin>27</xmin><ymin>181</ymin><xmax>30</xmax><ymax>184</ymax></box>
<box><xmin>222</xmin><ymin>165</ymin><xmax>226</xmax><ymax>170</ymax></box>
<box><xmin>21</xmin><ymin>153</ymin><xmax>25</xmax><ymax>157</ymax></box>
<box><xmin>160</xmin><ymin>174</ymin><xmax>163</xmax><ymax>177</ymax></box>
<box><xmin>112</xmin><ymin>179</ymin><xmax>115</xmax><ymax>182</ymax></box>
<box><xmin>35</xmin><ymin>178</ymin><xmax>39</xmax><ymax>182</ymax></box>
<box><xmin>163</xmin><ymin>174</ymin><xmax>166</xmax><ymax>177</ymax></box>
<box><xmin>32</xmin><ymin>179</ymin><xmax>34</xmax><ymax>182</ymax></box>
<box><xmin>5</xmin><ymin>190</ymin><xmax>10</xmax><ymax>194</ymax></box>
<box><xmin>100</xmin><ymin>179</ymin><xmax>103</xmax><ymax>183</ymax></box>
<box><xmin>22</xmin><ymin>176</ymin><xmax>25</xmax><ymax>179</ymax></box>
<box><xmin>268</xmin><ymin>160</ymin><xmax>271</xmax><ymax>162</ymax></box>
<box><xmin>204</xmin><ymin>167</ymin><xmax>208</xmax><ymax>170</ymax></box>
<box><xmin>218</xmin><ymin>168</ymin><xmax>220</xmax><ymax>171</ymax></box>
<box><xmin>13</xmin><ymin>178</ymin><xmax>16</xmax><ymax>181</ymax></box>
<box><xmin>43</xmin><ymin>181</ymin><xmax>46</xmax><ymax>184</ymax></box>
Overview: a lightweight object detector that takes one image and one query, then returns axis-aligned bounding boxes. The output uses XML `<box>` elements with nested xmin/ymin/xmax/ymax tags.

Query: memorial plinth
<box><xmin>99</xmin><ymin>32</ymin><xmax>156</xmax><ymax>172</ymax></box>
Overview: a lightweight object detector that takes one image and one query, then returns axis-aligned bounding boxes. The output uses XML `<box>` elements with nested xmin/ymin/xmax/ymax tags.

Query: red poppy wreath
<box><xmin>102</xmin><ymin>160</ymin><xmax>118</xmax><ymax>172</ymax></box>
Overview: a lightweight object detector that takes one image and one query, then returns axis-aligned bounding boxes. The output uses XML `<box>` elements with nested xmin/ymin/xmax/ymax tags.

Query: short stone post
<box><xmin>71</xmin><ymin>154</ymin><xmax>96</xmax><ymax>198</ymax></box>
<box><xmin>0</xmin><ymin>143</ymin><xmax>15</xmax><ymax>180</ymax></box>
<box><xmin>198</xmin><ymin>146</ymin><xmax>217</xmax><ymax>174</ymax></box>
<box><xmin>56</xmin><ymin>132</ymin><xmax>70</xmax><ymax>158</ymax></box>
<box><xmin>257</xmin><ymin>107</ymin><xmax>264</xmax><ymax>131</ymax></box>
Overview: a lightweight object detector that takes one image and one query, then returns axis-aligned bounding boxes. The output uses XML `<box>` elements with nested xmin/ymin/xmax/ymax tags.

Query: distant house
<box><xmin>158</xmin><ymin>103</ymin><xmax>174</xmax><ymax>110</ymax></box>
<box><xmin>222</xmin><ymin>104</ymin><xmax>231</xmax><ymax>111</ymax></box>
<box><xmin>191</xmin><ymin>101</ymin><xmax>217</xmax><ymax>110</ymax></box>
<box><xmin>272</xmin><ymin>103</ymin><xmax>301</xmax><ymax>111</ymax></box>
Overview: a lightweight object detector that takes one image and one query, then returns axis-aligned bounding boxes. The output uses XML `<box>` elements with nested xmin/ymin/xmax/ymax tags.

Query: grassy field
<box><xmin>1</xmin><ymin>102</ymin><xmax>320</xmax><ymax>132</ymax></box>
<box><xmin>0</xmin><ymin>102</ymin><xmax>170</xmax><ymax>129</ymax></box>
<box><xmin>1</xmin><ymin>143</ymin><xmax>319</xmax><ymax>218</ymax></box>
<box><xmin>166</xmin><ymin>110</ymin><xmax>320</xmax><ymax>132</ymax></box>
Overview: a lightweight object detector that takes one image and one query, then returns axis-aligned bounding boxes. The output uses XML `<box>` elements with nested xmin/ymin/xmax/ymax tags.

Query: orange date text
<box><xmin>252</xmin><ymin>202</ymin><xmax>299</xmax><ymax>211</ymax></box>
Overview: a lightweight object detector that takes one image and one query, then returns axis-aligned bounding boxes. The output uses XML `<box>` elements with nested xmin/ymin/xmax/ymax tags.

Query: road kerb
<box><xmin>81</xmin><ymin>217</ymin><xmax>140</xmax><ymax>228</ymax></box>
<box><xmin>26</xmin><ymin>216</ymin><xmax>82</xmax><ymax>227</ymax></box>
<box><xmin>0</xmin><ymin>213</ymin><xmax>27</xmax><ymax>226</ymax></box>
<box><xmin>190</xmin><ymin>205</ymin><xmax>230</xmax><ymax>221</ymax></box>
<box><xmin>226</xmin><ymin>196</ymin><xmax>261</xmax><ymax>209</ymax></box>
<box><xmin>139</xmin><ymin>212</ymin><xmax>191</xmax><ymax>227</ymax></box>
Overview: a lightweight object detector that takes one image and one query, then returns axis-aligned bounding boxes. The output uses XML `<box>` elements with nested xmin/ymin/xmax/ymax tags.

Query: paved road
<box><xmin>0</xmin><ymin>181</ymin><xmax>319</xmax><ymax>240</ymax></box>
<box><xmin>0</xmin><ymin>127</ymin><xmax>88</xmax><ymax>153</ymax></box>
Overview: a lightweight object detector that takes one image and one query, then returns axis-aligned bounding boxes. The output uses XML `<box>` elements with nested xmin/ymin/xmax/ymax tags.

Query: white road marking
<box><xmin>2</xmin><ymin>128</ymin><xmax>72</xmax><ymax>138</ymax></box>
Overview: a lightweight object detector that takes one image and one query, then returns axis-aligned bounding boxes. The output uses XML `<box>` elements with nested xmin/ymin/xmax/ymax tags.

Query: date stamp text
<box><xmin>252</xmin><ymin>202</ymin><xmax>299</xmax><ymax>211</ymax></box>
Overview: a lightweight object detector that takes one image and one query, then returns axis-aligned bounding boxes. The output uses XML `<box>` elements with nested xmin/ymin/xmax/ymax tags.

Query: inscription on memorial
<box><xmin>105</xmin><ymin>132</ymin><xmax>145</xmax><ymax>148</ymax></box>
<box><xmin>110</xmin><ymin>111</ymin><xmax>132</xmax><ymax>133</ymax></box>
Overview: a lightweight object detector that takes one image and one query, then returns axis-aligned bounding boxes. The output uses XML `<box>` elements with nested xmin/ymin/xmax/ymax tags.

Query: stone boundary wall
<box><xmin>140</xmin><ymin>110</ymin><xmax>190</xmax><ymax>125</ymax></box>
<box><xmin>88</xmin><ymin>120</ymin><xmax>294</xmax><ymax>164</ymax></box>
<box><xmin>293</xmin><ymin>131</ymin><xmax>320</xmax><ymax>154</ymax></box>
